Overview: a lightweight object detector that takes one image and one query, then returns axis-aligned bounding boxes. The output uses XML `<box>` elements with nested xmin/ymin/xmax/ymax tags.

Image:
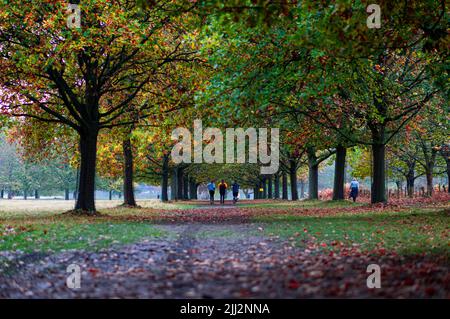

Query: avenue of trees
<box><xmin>0</xmin><ymin>1</ymin><xmax>448</xmax><ymax>214</ymax></box>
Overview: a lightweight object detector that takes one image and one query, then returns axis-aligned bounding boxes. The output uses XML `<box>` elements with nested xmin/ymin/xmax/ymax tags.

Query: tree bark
<box><xmin>65</xmin><ymin>189</ymin><xmax>70</xmax><ymax>200</ymax></box>
<box><xmin>122</xmin><ymin>138</ymin><xmax>137</xmax><ymax>207</ymax></box>
<box><xmin>274</xmin><ymin>174</ymin><xmax>280</xmax><ymax>199</ymax></box>
<box><xmin>371</xmin><ymin>143</ymin><xmax>386</xmax><ymax>203</ymax></box>
<box><xmin>170</xmin><ymin>168</ymin><xmax>177</xmax><ymax>200</ymax></box>
<box><xmin>405</xmin><ymin>164</ymin><xmax>415</xmax><ymax>198</ymax></box>
<box><xmin>253</xmin><ymin>185</ymin><xmax>259</xmax><ymax>199</ymax></box>
<box><xmin>183</xmin><ymin>174</ymin><xmax>189</xmax><ymax>200</ymax></box>
<box><xmin>177</xmin><ymin>167</ymin><xmax>183</xmax><ymax>200</ymax></box>
<box><xmin>332</xmin><ymin>145</ymin><xmax>346</xmax><ymax>200</ymax></box>
<box><xmin>289</xmin><ymin>160</ymin><xmax>298</xmax><ymax>200</ymax></box>
<box><xmin>282</xmin><ymin>172</ymin><xmax>288</xmax><ymax>200</ymax></box>
<box><xmin>425</xmin><ymin>149</ymin><xmax>437</xmax><ymax>196</ymax></box>
<box><xmin>109</xmin><ymin>190</ymin><xmax>113</xmax><ymax>200</ymax></box>
<box><xmin>406</xmin><ymin>175</ymin><xmax>415</xmax><ymax>198</ymax></box>
<box><xmin>34</xmin><ymin>189</ymin><xmax>39</xmax><ymax>199</ymax></box>
<box><xmin>188</xmin><ymin>178</ymin><xmax>197</xmax><ymax>200</ymax></box>
<box><xmin>161</xmin><ymin>154</ymin><xmax>169</xmax><ymax>202</ymax></box>
<box><xmin>268</xmin><ymin>176</ymin><xmax>273</xmax><ymax>199</ymax></box>
<box><xmin>24</xmin><ymin>190</ymin><xmax>27</xmax><ymax>200</ymax></box>
<box><xmin>262</xmin><ymin>178</ymin><xmax>267</xmax><ymax>199</ymax></box>
<box><xmin>307</xmin><ymin>149</ymin><xmax>318</xmax><ymax>200</ymax></box>
<box><xmin>75</xmin><ymin>132</ymin><xmax>98</xmax><ymax>213</ymax></box>
<box><xmin>0</xmin><ymin>189</ymin><xmax>3</xmax><ymax>199</ymax></box>
<box><xmin>446</xmin><ymin>157</ymin><xmax>450</xmax><ymax>193</ymax></box>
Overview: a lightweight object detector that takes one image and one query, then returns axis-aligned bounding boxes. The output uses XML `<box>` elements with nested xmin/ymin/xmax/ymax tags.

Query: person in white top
<box><xmin>349</xmin><ymin>178</ymin><xmax>359</xmax><ymax>202</ymax></box>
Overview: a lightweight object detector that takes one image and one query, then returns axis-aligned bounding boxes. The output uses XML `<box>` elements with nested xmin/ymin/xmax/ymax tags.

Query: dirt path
<box><xmin>0</xmin><ymin>219</ymin><xmax>448</xmax><ymax>298</ymax></box>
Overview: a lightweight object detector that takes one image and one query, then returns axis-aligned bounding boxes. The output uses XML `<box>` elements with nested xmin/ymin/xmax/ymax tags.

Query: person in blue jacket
<box><xmin>207</xmin><ymin>180</ymin><xmax>216</xmax><ymax>205</ymax></box>
<box><xmin>349</xmin><ymin>178</ymin><xmax>359</xmax><ymax>202</ymax></box>
<box><xmin>232</xmin><ymin>181</ymin><xmax>240</xmax><ymax>204</ymax></box>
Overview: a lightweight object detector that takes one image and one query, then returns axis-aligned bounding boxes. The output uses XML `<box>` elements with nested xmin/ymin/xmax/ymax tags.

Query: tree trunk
<box><xmin>8</xmin><ymin>189</ymin><xmax>13</xmax><ymax>199</ymax></box>
<box><xmin>289</xmin><ymin>160</ymin><xmax>298</xmax><ymax>200</ymax></box>
<box><xmin>183</xmin><ymin>174</ymin><xmax>189</xmax><ymax>200</ymax></box>
<box><xmin>34</xmin><ymin>189</ymin><xmax>39</xmax><ymax>199</ymax></box>
<box><xmin>332</xmin><ymin>145</ymin><xmax>346</xmax><ymax>200</ymax></box>
<box><xmin>282</xmin><ymin>172</ymin><xmax>288</xmax><ymax>200</ymax></box>
<box><xmin>177</xmin><ymin>167</ymin><xmax>183</xmax><ymax>200</ymax></box>
<box><xmin>74</xmin><ymin>167</ymin><xmax>80</xmax><ymax>200</ymax></box>
<box><xmin>262</xmin><ymin>178</ymin><xmax>267</xmax><ymax>199</ymax></box>
<box><xmin>299</xmin><ymin>179</ymin><xmax>305</xmax><ymax>198</ymax></box>
<box><xmin>406</xmin><ymin>176</ymin><xmax>415</xmax><ymax>198</ymax></box>
<box><xmin>0</xmin><ymin>189</ymin><xmax>3</xmax><ymax>199</ymax></box>
<box><xmin>274</xmin><ymin>174</ymin><xmax>280</xmax><ymax>199</ymax></box>
<box><xmin>75</xmin><ymin>132</ymin><xmax>98</xmax><ymax>212</ymax></box>
<box><xmin>161</xmin><ymin>154</ymin><xmax>169</xmax><ymax>202</ymax></box>
<box><xmin>446</xmin><ymin>157</ymin><xmax>450</xmax><ymax>193</ymax></box>
<box><xmin>65</xmin><ymin>189</ymin><xmax>70</xmax><ymax>200</ymax></box>
<box><xmin>268</xmin><ymin>176</ymin><xmax>273</xmax><ymax>199</ymax></box>
<box><xmin>170</xmin><ymin>168</ymin><xmax>177</xmax><ymax>200</ymax></box>
<box><xmin>426</xmin><ymin>172</ymin><xmax>433</xmax><ymax>196</ymax></box>
<box><xmin>307</xmin><ymin>149</ymin><xmax>318</xmax><ymax>200</ymax></box>
<box><xmin>427</xmin><ymin>148</ymin><xmax>437</xmax><ymax>196</ymax></box>
<box><xmin>189</xmin><ymin>178</ymin><xmax>197</xmax><ymax>200</ymax></box>
<box><xmin>24</xmin><ymin>190</ymin><xmax>27</xmax><ymax>200</ymax></box>
<box><xmin>122</xmin><ymin>138</ymin><xmax>137</xmax><ymax>207</ymax></box>
<box><xmin>371</xmin><ymin>143</ymin><xmax>386</xmax><ymax>203</ymax></box>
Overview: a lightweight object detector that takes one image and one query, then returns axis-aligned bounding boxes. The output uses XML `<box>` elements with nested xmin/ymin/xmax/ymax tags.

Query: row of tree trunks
<box><xmin>169</xmin><ymin>166</ymin><xmax>198</xmax><ymax>201</ymax></box>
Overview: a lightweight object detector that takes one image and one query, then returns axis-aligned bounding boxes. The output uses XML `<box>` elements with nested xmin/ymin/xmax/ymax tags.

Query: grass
<box><xmin>0</xmin><ymin>199</ymin><xmax>202</xmax><ymax>218</ymax></box>
<box><xmin>239</xmin><ymin>199</ymin><xmax>365</xmax><ymax>209</ymax></box>
<box><xmin>1</xmin><ymin>199</ymin><xmax>448</xmax><ymax>258</ymax></box>
<box><xmin>0</xmin><ymin>221</ymin><xmax>166</xmax><ymax>253</ymax></box>
<box><xmin>253</xmin><ymin>208</ymin><xmax>450</xmax><ymax>256</ymax></box>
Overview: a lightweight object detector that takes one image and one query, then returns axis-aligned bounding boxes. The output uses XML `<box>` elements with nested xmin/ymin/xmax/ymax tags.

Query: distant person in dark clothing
<box><xmin>232</xmin><ymin>181</ymin><xmax>240</xmax><ymax>204</ymax></box>
<box><xmin>207</xmin><ymin>180</ymin><xmax>216</xmax><ymax>205</ymax></box>
<box><xmin>218</xmin><ymin>180</ymin><xmax>228</xmax><ymax>204</ymax></box>
<box><xmin>349</xmin><ymin>178</ymin><xmax>359</xmax><ymax>202</ymax></box>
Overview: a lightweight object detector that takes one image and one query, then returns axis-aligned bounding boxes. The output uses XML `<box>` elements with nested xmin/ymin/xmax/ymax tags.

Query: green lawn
<box><xmin>254</xmin><ymin>208</ymin><xmax>450</xmax><ymax>256</ymax></box>
<box><xmin>0</xmin><ymin>221</ymin><xmax>166</xmax><ymax>253</ymax></box>
<box><xmin>239</xmin><ymin>199</ymin><xmax>365</xmax><ymax>209</ymax></box>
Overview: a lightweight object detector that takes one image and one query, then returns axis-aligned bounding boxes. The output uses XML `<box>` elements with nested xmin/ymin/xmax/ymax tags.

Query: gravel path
<box><xmin>0</xmin><ymin>222</ymin><xmax>448</xmax><ymax>298</ymax></box>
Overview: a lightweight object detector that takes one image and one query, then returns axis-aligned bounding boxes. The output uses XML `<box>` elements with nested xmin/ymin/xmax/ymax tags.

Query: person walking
<box><xmin>349</xmin><ymin>178</ymin><xmax>359</xmax><ymax>202</ymax></box>
<box><xmin>207</xmin><ymin>180</ymin><xmax>216</xmax><ymax>205</ymax></box>
<box><xmin>218</xmin><ymin>179</ymin><xmax>228</xmax><ymax>204</ymax></box>
<box><xmin>232</xmin><ymin>181</ymin><xmax>240</xmax><ymax>204</ymax></box>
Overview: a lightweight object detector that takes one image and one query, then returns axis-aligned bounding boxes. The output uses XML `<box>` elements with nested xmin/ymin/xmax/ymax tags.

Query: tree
<box><xmin>0</xmin><ymin>0</ymin><xmax>198</xmax><ymax>213</ymax></box>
